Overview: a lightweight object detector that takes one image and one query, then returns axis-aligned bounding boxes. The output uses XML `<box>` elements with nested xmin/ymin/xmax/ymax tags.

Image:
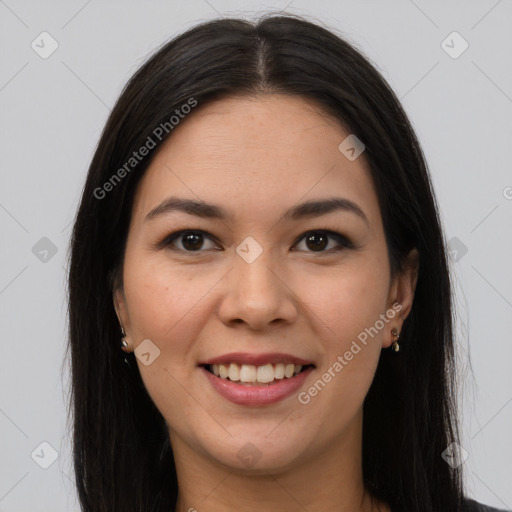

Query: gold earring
<box><xmin>120</xmin><ymin>327</ymin><xmax>130</xmax><ymax>353</ymax></box>
<box><xmin>391</xmin><ymin>327</ymin><xmax>400</xmax><ymax>352</ymax></box>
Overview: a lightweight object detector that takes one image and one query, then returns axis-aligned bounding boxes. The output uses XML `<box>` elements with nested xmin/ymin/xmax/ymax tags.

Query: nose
<box><xmin>217</xmin><ymin>248</ymin><xmax>299</xmax><ymax>331</ymax></box>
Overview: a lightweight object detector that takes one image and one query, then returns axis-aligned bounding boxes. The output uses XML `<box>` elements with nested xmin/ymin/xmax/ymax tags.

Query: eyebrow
<box><xmin>145</xmin><ymin>196</ymin><xmax>369</xmax><ymax>226</ymax></box>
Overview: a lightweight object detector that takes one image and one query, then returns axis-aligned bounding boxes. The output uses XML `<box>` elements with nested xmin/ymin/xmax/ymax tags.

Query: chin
<box><xmin>199</xmin><ymin>428</ymin><xmax>310</xmax><ymax>474</ymax></box>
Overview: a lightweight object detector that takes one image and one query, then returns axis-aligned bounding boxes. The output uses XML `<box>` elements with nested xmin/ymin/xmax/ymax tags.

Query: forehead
<box><xmin>131</xmin><ymin>94</ymin><xmax>381</xmax><ymax>231</ymax></box>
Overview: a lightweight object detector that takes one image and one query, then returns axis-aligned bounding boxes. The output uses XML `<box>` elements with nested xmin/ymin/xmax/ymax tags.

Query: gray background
<box><xmin>1</xmin><ymin>1</ymin><xmax>511</xmax><ymax>510</ymax></box>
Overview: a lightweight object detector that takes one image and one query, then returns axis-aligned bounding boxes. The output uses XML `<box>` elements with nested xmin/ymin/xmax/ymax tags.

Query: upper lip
<box><xmin>199</xmin><ymin>352</ymin><xmax>315</xmax><ymax>367</ymax></box>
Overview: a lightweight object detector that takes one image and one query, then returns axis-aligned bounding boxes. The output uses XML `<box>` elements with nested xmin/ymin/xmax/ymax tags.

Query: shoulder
<box><xmin>463</xmin><ymin>497</ymin><xmax>510</xmax><ymax>512</ymax></box>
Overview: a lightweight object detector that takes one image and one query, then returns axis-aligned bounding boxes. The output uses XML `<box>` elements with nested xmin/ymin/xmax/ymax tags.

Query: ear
<box><xmin>391</xmin><ymin>248</ymin><xmax>419</xmax><ymax>320</ymax></box>
<box><xmin>384</xmin><ymin>248</ymin><xmax>419</xmax><ymax>345</ymax></box>
<box><xmin>113</xmin><ymin>285</ymin><xmax>131</xmax><ymax>336</ymax></box>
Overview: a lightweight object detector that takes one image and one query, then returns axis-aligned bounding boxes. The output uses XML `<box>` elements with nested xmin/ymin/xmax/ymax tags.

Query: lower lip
<box><xmin>200</xmin><ymin>366</ymin><xmax>314</xmax><ymax>407</ymax></box>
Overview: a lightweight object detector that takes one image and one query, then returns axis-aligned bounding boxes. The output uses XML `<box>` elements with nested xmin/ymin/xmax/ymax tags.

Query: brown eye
<box><xmin>305</xmin><ymin>232</ymin><xmax>328</xmax><ymax>251</ymax></box>
<box><xmin>181</xmin><ymin>232</ymin><xmax>204</xmax><ymax>251</ymax></box>
<box><xmin>163</xmin><ymin>230</ymin><xmax>218</xmax><ymax>252</ymax></box>
<box><xmin>294</xmin><ymin>230</ymin><xmax>352</xmax><ymax>253</ymax></box>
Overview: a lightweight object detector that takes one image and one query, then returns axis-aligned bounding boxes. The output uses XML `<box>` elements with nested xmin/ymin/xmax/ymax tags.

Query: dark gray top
<box><xmin>464</xmin><ymin>498</ymin><xmax>510</xmax><ymax>512</ymax></box>
<box><xmin>389</xmin><ymin>498</ymin><xmax>509</xmax><ymax>511</ymax></box>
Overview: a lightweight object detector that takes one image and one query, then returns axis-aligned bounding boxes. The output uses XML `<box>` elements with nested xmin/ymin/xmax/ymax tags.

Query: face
<box><xmin>114</xmin><ymin>94</ymin><xmax>418</xmax><ymax>474</ymax></box>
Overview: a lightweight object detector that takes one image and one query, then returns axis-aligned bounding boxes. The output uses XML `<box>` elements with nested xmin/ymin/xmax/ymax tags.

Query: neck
<box><xmin>170</xmin><ymin>409</ymin><xmax>389</xmax><ymax>512</ymax></box>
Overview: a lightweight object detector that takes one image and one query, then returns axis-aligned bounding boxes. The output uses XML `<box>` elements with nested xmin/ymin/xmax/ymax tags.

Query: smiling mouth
<box><xmin>202</xmin><ymin>362</ymin><xmax>314</xmax><ymax>386</ymax></box>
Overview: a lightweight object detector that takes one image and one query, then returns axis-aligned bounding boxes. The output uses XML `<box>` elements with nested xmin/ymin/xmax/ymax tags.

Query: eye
<box><xmin>293</xmin><ymin>230</ymin><xmax>353</xmax><ymax>253</ymax></box>
<box><xmin>162</xmin><ymin>230</ymin><xmax>219</xmax><ymax>252</ymax></box>
<box><xmin>161</xmin><ymin>228</ymin><xmax>353</xmax><ymax>254</ymax></box>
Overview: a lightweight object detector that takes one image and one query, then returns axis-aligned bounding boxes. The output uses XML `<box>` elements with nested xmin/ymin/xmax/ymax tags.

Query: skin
<box><xmin>114</xmin><ymin>94</ymin><xmax>419</xmax><ymax>512</ymax></box>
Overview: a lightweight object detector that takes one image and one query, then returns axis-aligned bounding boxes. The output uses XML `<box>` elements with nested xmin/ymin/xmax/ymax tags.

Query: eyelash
<box><xmin>160</xmin><ymin>229</ymin><xmax>354</xmax><ymax>254</ymax></box>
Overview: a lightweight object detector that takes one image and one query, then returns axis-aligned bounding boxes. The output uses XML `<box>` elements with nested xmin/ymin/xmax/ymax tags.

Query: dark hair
<box><xmin>66</xmin><ymin>13</ymin><xmax>464</xmax><ymax>512</ymax></box>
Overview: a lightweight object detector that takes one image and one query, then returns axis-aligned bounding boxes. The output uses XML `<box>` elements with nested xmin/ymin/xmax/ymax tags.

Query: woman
<box><xmin>66</xmin><ymin>14</ymin><xmax>507</xmax><ymax>512</ymax></box>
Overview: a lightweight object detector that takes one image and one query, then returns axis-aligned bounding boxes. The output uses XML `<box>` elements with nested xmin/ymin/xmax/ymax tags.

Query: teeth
<box><xmin>257</xmin><ymin>364</ymin><xmax>274</xmax><ymax>383</ymax></box>
<box><xmin>240</xmin><ymin>364</ymin><xmax>256</xmax><ymax>382</ymax></box>
<box><xmin>209</xmin><ymin>362</ymin><xmax>305</xmax><ymax>383</ymax></box>
<box><xmin>274</xmin><ymin>363</ymin><xmax>285</xmax><ymax>379</ymax></box>
<box><xmin>228</xmin><ymin>363</ymin><xmax>239</xmax><ymax>381</ymax></box>
<box><xmin>219</xmin><ymin>364</ymin><xmax>229</xmax><ymax>379</ymax></box>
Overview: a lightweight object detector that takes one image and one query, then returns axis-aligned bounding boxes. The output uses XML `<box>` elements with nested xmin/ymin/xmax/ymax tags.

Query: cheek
<box><xmin>293</xmin><ymin>256</ymin><xmax>390</xmax><ymax>348</ymax></box>
<box><xmin>295</xmin><ymin>267</ymin><xmax>388</xmax><ymax>429</ymax></box>
<box><xmin>122</xmin><ymin>255</ymin><xmax>217</xmax><ymax>415</ymax></box>
<box><xmin>124</xmin><ymin>253</ymin><xmax>214</xmax><ymax>339</ymax></box>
